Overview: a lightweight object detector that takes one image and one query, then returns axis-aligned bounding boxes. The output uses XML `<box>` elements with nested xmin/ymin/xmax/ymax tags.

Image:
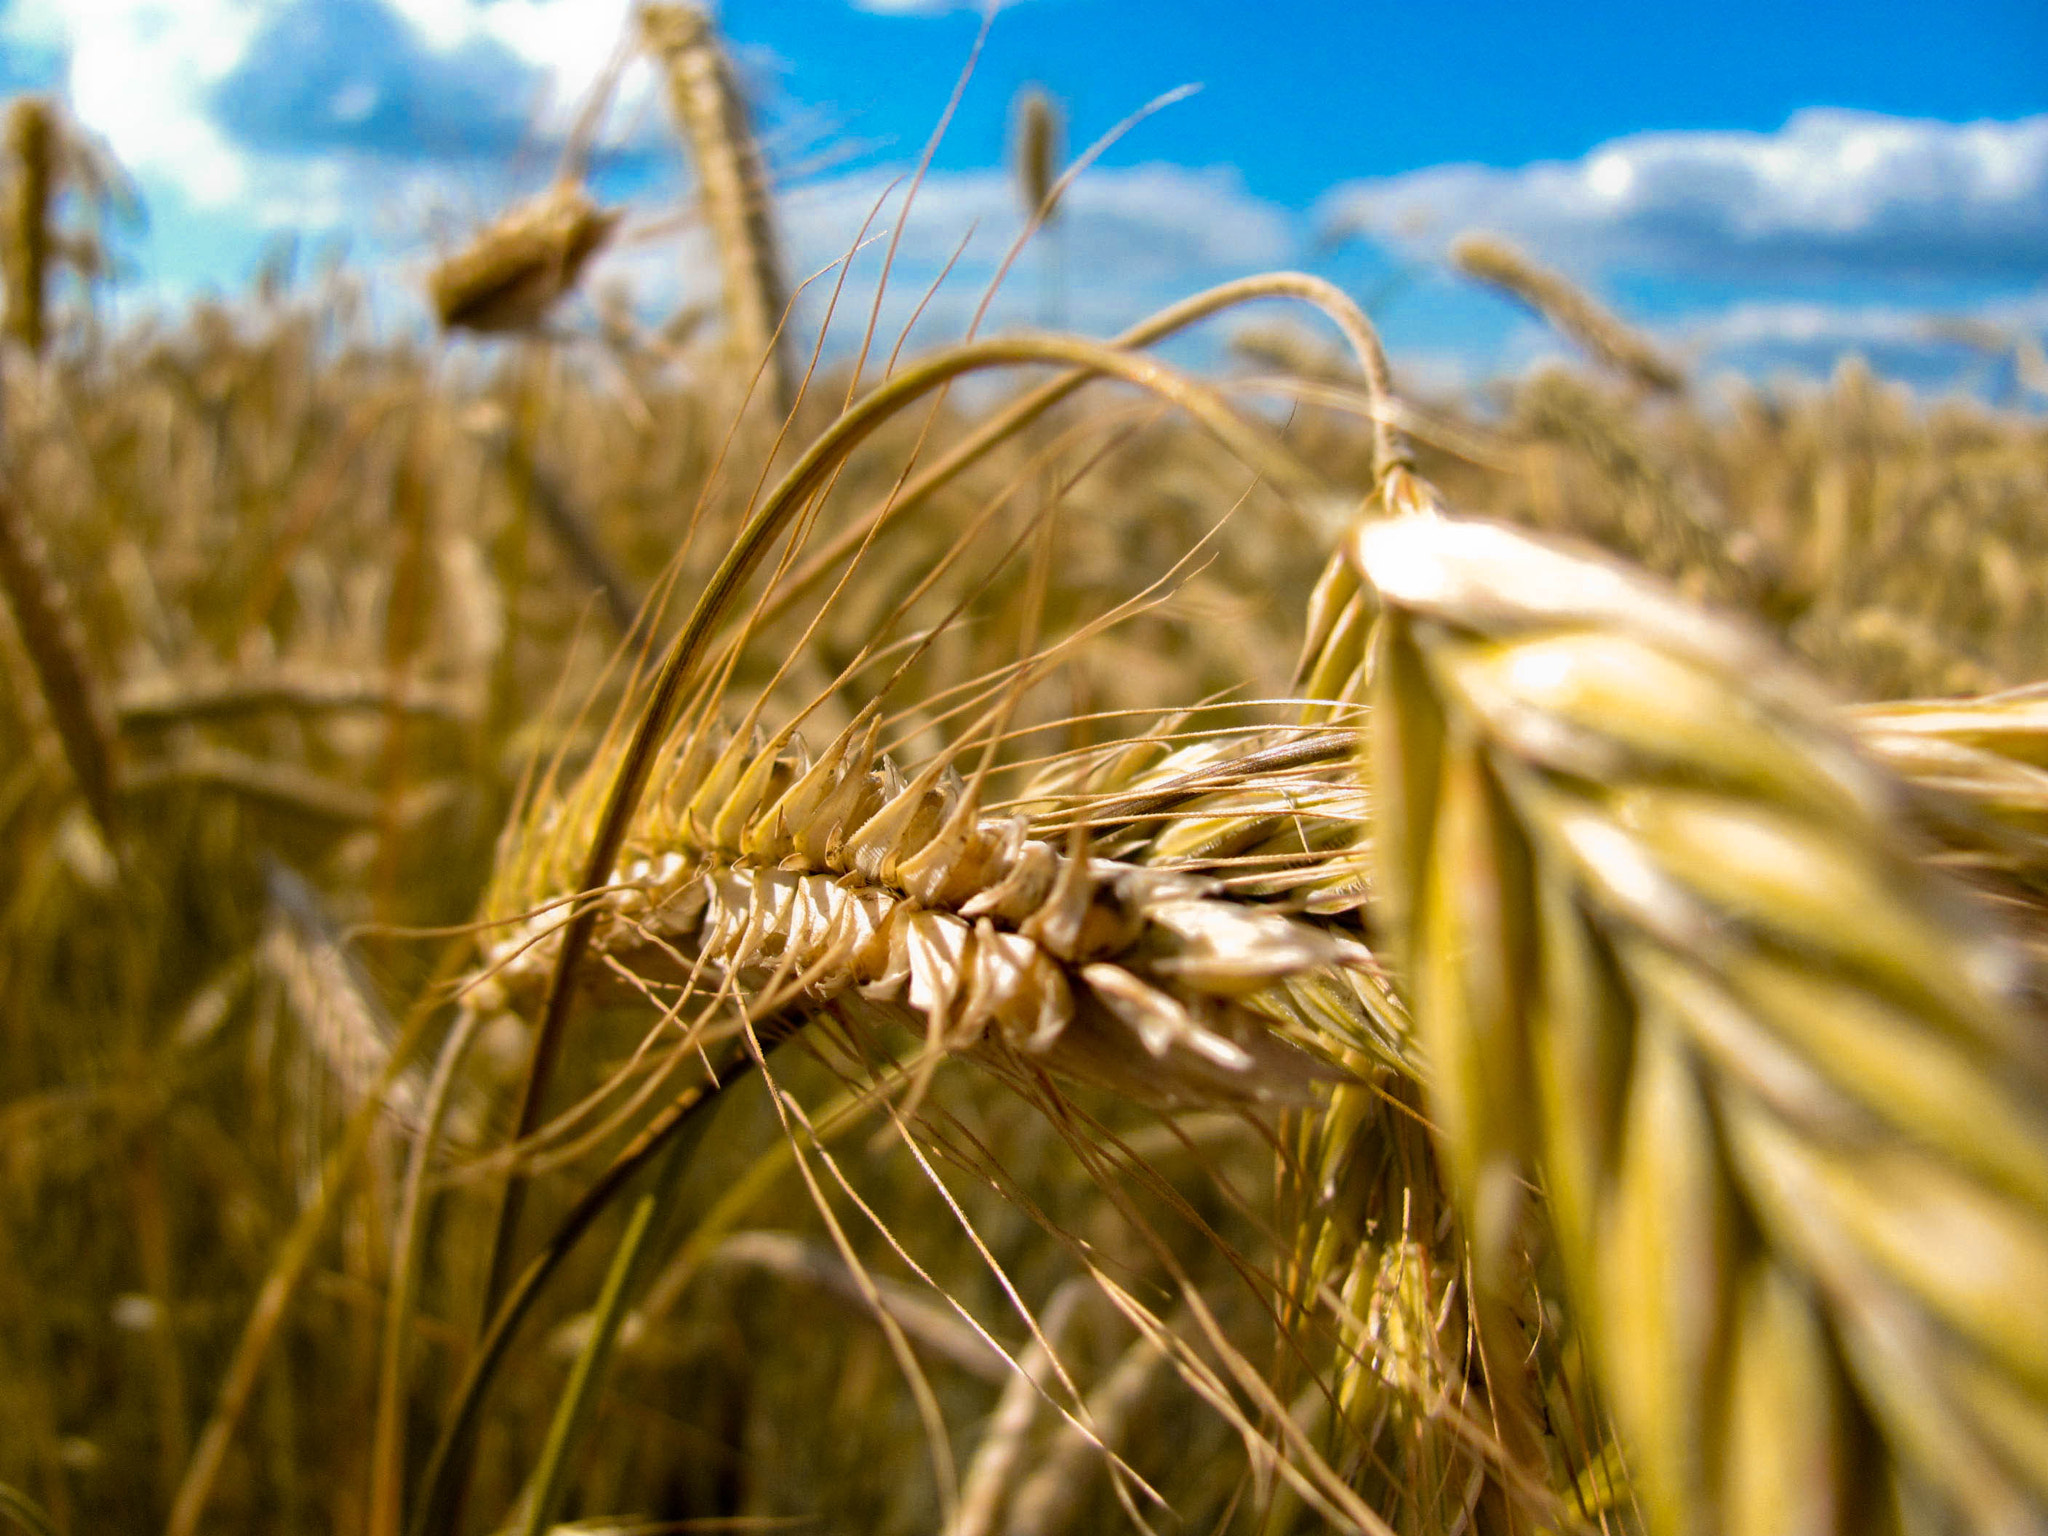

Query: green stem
<box><xmin>411</xmin><ymin>1049</ymin><xmax>764</xmax><ymax>1536</ymax></box>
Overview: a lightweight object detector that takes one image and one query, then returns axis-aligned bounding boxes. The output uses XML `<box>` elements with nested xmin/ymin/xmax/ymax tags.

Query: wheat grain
<box><xmin>480</xmin><ymin>710</ymin><xmax>1377</xmax><ymax>1107</ymax></box>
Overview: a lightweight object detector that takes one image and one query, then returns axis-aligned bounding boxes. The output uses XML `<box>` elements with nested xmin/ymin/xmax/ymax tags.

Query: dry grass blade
<box><xmin>0</xmin><ymin>1482</ymin><xmax>55</xmax><ymax>1536</ymax></box>
<box><xmin>166</xmin><ymin>982</ymin><xmax>451</xmax><ymax>1536</ymax></box>
<box><xmin>946</xmin><ymin>1279</ymin><xmax>1088</xmax><ymax>1536</ymax></box>
<box><xmin>1004</xmin><ymin>1322</ymin><xmax>1169</xmax><ymax>1536</ymax></box>
<box><xmin>1450</xmin><ymin>233</ymin><xmax>1687</xmax><ymax>396</ymax></box>
<box><xmin>706</xmin><ymin>1232</ymin><xmax>1010</xmax><ymax>1381</ymax></box>
<box><xmin>410</xmin><ymin>1053</ymin><xmax>769</xmax><ymax>1536</ymax></box>
<box><xmin>1358</xmin><ymin>510</ymin><xmax>2048</xmax><ymax>1535</ymax></box>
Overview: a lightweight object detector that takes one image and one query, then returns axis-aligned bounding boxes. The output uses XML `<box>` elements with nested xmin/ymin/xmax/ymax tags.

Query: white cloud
<box><xmin>7</xmin><ymin>0</ymin><xmax>266</xmax><ymax>206</ymax></box>
<box><xmin>1322</xmin><ymin>109</ymin><xmax>2048</xmax><ymax>285</ymax></box>
<box><xmin>1</xmin><ymin>0</ymin><xmax>655</xmax><ymax>218</ymax></box>
<box><xmin>382</xmin><ymin>0</ymin><xmax>635</xmax><ymax>113</ymax></box>
<box><xmin>1672</xmin><ymin>291</ymin><xmax>2048</xmax><ymax>384</ymax></box>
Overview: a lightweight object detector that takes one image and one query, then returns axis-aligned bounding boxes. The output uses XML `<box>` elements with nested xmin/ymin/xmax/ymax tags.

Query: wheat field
<box><xmin>1</xmin><ymin>12</ymin><xmax>2045</xmax><ymax>1536</ymax></box>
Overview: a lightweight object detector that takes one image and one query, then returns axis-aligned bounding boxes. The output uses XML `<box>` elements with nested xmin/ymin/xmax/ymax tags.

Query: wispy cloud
<box><xmin>1323</xmin><ymin>109</ymin><xmax>2048</xmax><ymax>286</ymax></box>
<box><xmin>1668</xmin><ymin>291</ymin><xmax>2048</xmax><ymax>391</ymax></box>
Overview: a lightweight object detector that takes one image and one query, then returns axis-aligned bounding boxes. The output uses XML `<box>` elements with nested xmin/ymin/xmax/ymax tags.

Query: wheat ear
<box><xmin>1451</xmin><ymin>233</ymin><xmax>1687</xmax><ymax>396</ymax></box>
<box><xmin>1012</xmin><ymin>85</ymin><xmax>1066</xmax><ymax>224</ymax></box>
<box><xmin>1358</xmin><ymin>512</ymin><xmax>2048</xmax><ymax>1535</ymax></box>
<box><xmin>0</xmin><ymin>477</ymin><xmax>123</xmax><ymax>838</ymax></box>
<box><xmin>641</xmin><ymin>2</ymin><xmax>795</xmax><ymax>416</ymax></box>
<box><xmin>3</xmin><ymin>97</ymin><xmax>54</xmax><ymax>355</ymax></box>
<box><xmin>427</xmin><ymin>183</ymin><xmax>621</xmax><ymax>335</ymax></box>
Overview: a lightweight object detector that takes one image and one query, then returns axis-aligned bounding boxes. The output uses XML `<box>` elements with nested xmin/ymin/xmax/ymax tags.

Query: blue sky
<box><xmin>3</xmin><ymin>0</ymin><xmax>2045</xmax><ymax>392</ymax></box>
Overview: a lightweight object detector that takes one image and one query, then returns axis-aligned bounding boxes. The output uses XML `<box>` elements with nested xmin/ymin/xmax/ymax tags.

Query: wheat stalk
<box><xmin>114</xmin><ymin>667</ymin><xmax>471</xmax><ymax>728</ymax></box>
<box><xmin>1357</xmin><ymin>510</ymin><xmax>2048</xmax><ymax>1535</ymax></box>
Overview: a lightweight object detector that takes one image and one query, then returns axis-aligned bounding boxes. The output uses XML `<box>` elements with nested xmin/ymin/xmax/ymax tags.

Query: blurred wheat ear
<box><xmin>1358</xmin><ymin>510</ymin><xmax>2048</xmax><ymax>1535</ymax></box>
<box><xmin>1012</xmin><ymin>85</ymin><xmax>1066</xmax><ymax>224</ymax></box>
<box><xmin>1451</xmin><ymin>232</ymin><xmax>1687</xmax><ymax>396</ymax></box>
<box><xmin>2</xmin><ymin>96</ymin><xmax>53</xmax><ymax>355</ymax></box>
<box><xmin>640</xmin><ymin>1</ymin><xmax>795</xmax><ymax>417</ymax></box>
<box><xmin>0</xmin><ymin>477</ymin><xmax>123</xmax><ymax>840</ymax></box>
<box><xmin>427</xmin><ymin>184</ymin><xmax>622</xmax><ymax>336</ymax></box>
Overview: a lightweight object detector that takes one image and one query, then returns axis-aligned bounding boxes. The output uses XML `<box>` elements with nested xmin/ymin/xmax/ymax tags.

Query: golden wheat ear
<box><xmin>1358</xmin><ymin>510</ymin><xmax>2048</xmax><ymax>1536</ymax></box>
<box><xmin>0</xmin><ymin>477</ymin><xmax>123</xmax><ymax>840</ymax></box>
<box><xmin>427</xmin><ymin>184</ymin><xmax>623</xmax><ymax>336</ymax></box>
<box><xmin>1011</xmin><ymin>85</ymin><xmax>1066</xmax><ymax>224</ymax></box>
<box><xmin>1452</xmin><ymin>231</ymin><xmax>1688</xmax><ymax>396</ymax></box>
<box><xmin>640</xmin><ymin>1</ymin><xmax>795</xmax><ymax>417</ymax></box>
<box><xmin>2</xmin><ymin>96</ymin><xmax>54</xmax><ymax>355</ymax></box>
